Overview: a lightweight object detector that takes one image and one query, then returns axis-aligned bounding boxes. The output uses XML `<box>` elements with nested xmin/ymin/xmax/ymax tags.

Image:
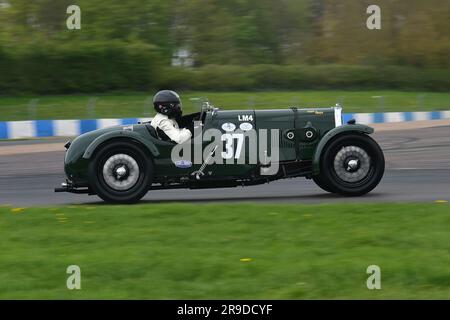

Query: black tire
<box><xmin>319</xmin><ymin>133</ymin><xmax>384</xmax><ymax>196</ymax></box>
<box><xmin>88</xmin><ymin>140</ymin><xmax>153</xmax><ymax>203</ymax></box>
<box><xmin>312</xmin><ymin>174</ymin><xmax>336</xmax><ymax>193</ymax></box>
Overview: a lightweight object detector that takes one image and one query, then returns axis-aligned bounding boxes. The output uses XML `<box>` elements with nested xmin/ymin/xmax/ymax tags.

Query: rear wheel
<box><xmin>88</xmin><ymin>140</ymin><xmax>153</xmax><ymax>203</ymax></box>
<box><xmin>318</xmin><ymin>133</ymin><xmax>384</xmax><ymax>196</ymax></box>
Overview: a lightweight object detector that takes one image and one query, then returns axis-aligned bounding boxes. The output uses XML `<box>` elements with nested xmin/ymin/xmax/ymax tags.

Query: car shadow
<box><xmin>81</xmin><ymin>192</ymin><xmax>387</xmax><ymax>206</ymax></box>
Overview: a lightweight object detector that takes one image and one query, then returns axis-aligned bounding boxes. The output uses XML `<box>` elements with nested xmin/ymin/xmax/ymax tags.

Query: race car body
<box><xmin>56</xmin><ymin>103</ymin><xmax>385</xmax><ymax>203</ymax></box>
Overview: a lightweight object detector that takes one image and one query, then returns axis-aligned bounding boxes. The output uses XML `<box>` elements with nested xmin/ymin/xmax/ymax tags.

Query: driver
<box><xmin>150</xmin><ymin>90</ymin><xmax>192</xmax><ymax>144</ymax></box>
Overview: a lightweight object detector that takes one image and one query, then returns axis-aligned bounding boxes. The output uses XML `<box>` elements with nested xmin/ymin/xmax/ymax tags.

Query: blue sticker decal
<box><xmin>175</xmin><ymin>160</ymin><xmax>192</xmax><ymax>169</ymax></box>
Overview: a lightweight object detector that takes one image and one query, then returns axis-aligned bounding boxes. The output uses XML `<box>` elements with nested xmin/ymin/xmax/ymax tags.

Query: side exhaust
<box><xmin>54</xmin><ymin>181</ymin><xmax>91</xmax><ymax>194</ymax></box>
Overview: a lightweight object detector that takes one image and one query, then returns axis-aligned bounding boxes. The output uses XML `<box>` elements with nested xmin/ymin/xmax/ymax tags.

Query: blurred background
<box><xmin>1</xmin><ymin>1</ymin><xmax>450</xmax><ymax>299</ymax></box>
<box><xmin>0</xmin><ymin>0</ymin><xmax>449</xmax><ymax>119</ymax></box>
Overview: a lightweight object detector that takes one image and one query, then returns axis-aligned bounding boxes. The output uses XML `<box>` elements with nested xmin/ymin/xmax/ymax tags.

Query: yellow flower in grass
<box><xmin>240</xmin><ymin>258</ymin><xmax>252</xmax><ymax>262</ymax></box>
<box><xmin>435</xmin><ymin>200</ymin><xmax>448</xmax><ymax>204</ymax></box>
<box><xmin>11</xmin><ymin>207</ymin><xmax>25</xmax><ymax>213</ymax></box>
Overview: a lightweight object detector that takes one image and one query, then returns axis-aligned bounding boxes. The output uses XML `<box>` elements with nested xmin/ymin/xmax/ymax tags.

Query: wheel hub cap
<box><xmin>115</xmin><ymin>166</ymin><xmax>127</xmax><ymax>178</ymax></box>
<box><xmin>334</xmin><ymin>146</ymin><xmax>371</xmax><ymax>183</ymax></box>
<box><xmin>346</xmin><ymin>159</ymin><xmax>360</xmax><ymax>172</ymax></box>
<box><xmin>102</xmin><ymin>154</ymin><xmax>139</xmax><ymax>191</ymax></box>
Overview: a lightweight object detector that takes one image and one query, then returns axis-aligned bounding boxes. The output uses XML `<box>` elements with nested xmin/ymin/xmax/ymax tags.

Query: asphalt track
<box><xmin>1</xmin><ymin>125</ymin><xmax>450</xmax><ymax>206</ymax></box>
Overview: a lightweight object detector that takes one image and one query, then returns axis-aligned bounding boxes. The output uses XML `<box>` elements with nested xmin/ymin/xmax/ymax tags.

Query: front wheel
<box><xmin>318</xmin><ymin>133</ymin><xmax>384</xmax><ymax>196</ymax></box>
<box><xmin>88</xmin><ymin>140</ymin><xmax>153</xmax><ymax>203</ymax></box>
<box><xmin>312</xmin><ymin>174</ymin><xmax>336</xmax><ymax>193</ymax></box>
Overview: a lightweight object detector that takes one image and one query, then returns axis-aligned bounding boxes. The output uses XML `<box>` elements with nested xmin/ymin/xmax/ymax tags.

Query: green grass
<box><xmin>1</xmin><ymin>202</ymin><xmax>449</xmax><ymax>299</ymax></box>
<box><xmin>1</xmin><ymin>90</ymin><xmax>449</xmax><ymax>121</ymax></box>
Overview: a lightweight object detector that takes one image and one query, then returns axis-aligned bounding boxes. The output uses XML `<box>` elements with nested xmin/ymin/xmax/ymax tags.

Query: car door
<box><xmin>201</xmin><ymin>110</ymin><xmax>258</xmax><ymax>178</ymax></box>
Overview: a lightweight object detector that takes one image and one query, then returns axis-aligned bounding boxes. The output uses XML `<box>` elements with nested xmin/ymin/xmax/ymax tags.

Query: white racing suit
<box><xmin>150</xmin><ymin>113</ymin><xmax>192</xmax><ymax>144</ymax></box>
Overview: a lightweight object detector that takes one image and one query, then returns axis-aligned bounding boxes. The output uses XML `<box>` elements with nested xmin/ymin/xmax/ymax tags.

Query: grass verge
<box><xmin>1</xmin><ymin>90</ymin><xmax>449</xmax><ymax>121</ymax></box>
<box><xmin>0</xmin><ymin>202</ymin><xmax>449</xmax><ymax>299</ymax></box>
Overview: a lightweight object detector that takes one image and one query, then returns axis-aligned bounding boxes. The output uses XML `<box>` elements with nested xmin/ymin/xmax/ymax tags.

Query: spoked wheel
<box><xmin>88</xmin><ymin>140</ymin><xmax>153</xmax><ymax>203</ymax></box>
<box><xmin>316</xmin><ymin>133</ymin><xmax>384</xmax><ymax>196</ymax></box>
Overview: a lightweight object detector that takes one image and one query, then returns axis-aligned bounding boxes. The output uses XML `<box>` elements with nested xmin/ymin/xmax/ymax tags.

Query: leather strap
<box><xmin>291</xmin><ymin>107</ymin><xmax>300</xmax><ymax>160</ymax></box>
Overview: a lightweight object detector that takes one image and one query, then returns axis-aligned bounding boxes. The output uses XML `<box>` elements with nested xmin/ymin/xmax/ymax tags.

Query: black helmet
<box><xmin>153</xmin><ymin>90</ymin><xmax>182</xmax><ymax>119</ymax></box>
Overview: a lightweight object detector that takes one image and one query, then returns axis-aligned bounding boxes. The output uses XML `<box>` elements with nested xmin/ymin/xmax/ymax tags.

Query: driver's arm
<box><xmin>158</xmin><ymin>118</ymin><xmax>192</xmax><ymax>144</ymax></box>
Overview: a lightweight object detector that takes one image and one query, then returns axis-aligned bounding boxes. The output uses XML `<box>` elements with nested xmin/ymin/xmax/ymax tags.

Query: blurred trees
<box><xmin>1</xmin><ymin>0</ymin><xmax>448</xmax><ymax>67</ymax></box>
<box><xmin>0</xmin><ymin>0</ymin><xmax>449</xmax><ymax>93</ymax></box>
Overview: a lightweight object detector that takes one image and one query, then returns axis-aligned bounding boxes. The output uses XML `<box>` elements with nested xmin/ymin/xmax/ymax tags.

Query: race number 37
<box><xmin>221</xmin><ymin>133</ymin><xmax>244</xmax><ymax>159</ymax></box>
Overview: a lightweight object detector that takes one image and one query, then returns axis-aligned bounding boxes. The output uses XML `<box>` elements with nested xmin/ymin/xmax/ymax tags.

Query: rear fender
<box><xmin>312</xmin><ymin>124</ymin><xmax>374</xmax><ymax>175</ymax></box>
<box><xmin>82</xmin><ymin>130</ymin><xmax>160</xmax><ymax>159</ymax></box>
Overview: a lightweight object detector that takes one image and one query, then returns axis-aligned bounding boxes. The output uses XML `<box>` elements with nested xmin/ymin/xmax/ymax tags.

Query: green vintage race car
<box><xmin>55</xmin><ymin>103</ymin><xmax>385</xmax><ymax>203</ymax></box>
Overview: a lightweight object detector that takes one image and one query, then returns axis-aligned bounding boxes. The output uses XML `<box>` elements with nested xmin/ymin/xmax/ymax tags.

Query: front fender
<box><xmin>312</xmin><ymin>124</ymin><xmax>374</xmax><ymax>175</ymax></box>
<box><xmin>82</xmin><ymin>130</ymin><xmax>160</xmax><ymax>159</ymax></box>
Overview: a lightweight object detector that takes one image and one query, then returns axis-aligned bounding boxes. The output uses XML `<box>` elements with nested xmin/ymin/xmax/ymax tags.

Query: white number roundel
<box><xmin>239</xmin><ymin>122</ymin><xmax>253</xmax><ymax>131</ymax></box>
<box><xmin>221</xmin><ymin>122</ymin><xmax>236</xmax><ymax>132</ymax></box>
